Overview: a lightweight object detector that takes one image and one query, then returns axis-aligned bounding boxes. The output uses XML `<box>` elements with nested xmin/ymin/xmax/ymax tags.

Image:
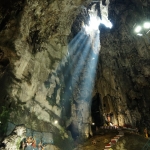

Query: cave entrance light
<box><xmin>64</xmin><ymin>1</ymin><xmax>113</xmax><ymax>138</ymax></box>
<box><xmin>100</xmin><ymin>0</ymin><xmax>112</xmax><ymax>28</ymax></box>
<box><xmin>85</xmin><ymin>15</ymin><xmax>100</xmax><ymax>32</ymax></box>
<box><xmin>84</xmin><ymin>4</ymin><xmax>100</xmax><ymax>34</ymax></box>
<box><xmin>84</xmin><ymin>0</ymin><xmax>112</xmax><ymax>34</ymax></box>
<box><xmin>79</xmin><ymin>1</ymin><xmax>113</xmax><ymax>132</ymax></box>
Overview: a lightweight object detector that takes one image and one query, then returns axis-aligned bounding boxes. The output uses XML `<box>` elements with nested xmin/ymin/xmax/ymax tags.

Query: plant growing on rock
<box><xmin>0</xmin><ymin>106</ymin><xmax>10</xmax><ymax>136</ymax></box>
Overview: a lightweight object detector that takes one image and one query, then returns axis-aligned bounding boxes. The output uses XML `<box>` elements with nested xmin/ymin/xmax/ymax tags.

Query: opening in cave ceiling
<box><xmin>84</xmin><ymin>0</ymin><xmax>112</xmax><ymax>34</ymax></box>
<box><xmin>66</xmin><ymin>0</ymin><xmax>113</xmax><ymax>138</ymax></box>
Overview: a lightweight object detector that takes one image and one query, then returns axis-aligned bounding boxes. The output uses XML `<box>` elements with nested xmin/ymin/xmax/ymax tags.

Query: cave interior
<box><xmin>0</xmin><ymin>0</ymin><xmax>150</xmax><ymax>149</ymax></box>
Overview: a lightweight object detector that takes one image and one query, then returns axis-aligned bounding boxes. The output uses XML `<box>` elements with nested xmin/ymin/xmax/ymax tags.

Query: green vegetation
<box><xmin>0</xmin><ymin>106</ymin><xmax>10</xmax><ymax>136</ymax></box>
<box><xmin>16</xmin><ymin>138</ymin><xmax>22</xmax><ymax>150</ymax></box>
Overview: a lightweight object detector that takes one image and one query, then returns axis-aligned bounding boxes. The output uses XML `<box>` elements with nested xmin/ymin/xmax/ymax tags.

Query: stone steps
<box><xmin>103</xmin><ymin>130</ymin><xmax>124</xmax><ymax>150</ymax></box>
<box><xmin>100</xmin><ymin>126</ymin><xmax>118</xmax><ymax>130</ymax></box>
<box><xmin>101</xmin><ymin>126</ymin><xmax>139</xmax><ymax>150</ymax></box>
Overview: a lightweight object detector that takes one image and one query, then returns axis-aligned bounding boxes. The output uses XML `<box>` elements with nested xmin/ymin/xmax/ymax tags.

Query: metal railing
<box><xmin>142</xmin><ymin>139</ymin><xmax>150</xmax><ymax>150</ymax></box>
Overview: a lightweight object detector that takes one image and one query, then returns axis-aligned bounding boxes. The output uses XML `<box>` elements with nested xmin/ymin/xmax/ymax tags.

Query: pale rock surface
<box><xmin>2</xmin><ymin>125</ymin><xmax>26</xmax><ymax>150</ymax></box>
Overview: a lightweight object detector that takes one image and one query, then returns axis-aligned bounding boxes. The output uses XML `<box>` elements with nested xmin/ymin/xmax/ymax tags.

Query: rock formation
<box><xmin>95</xmin><ymin>0</ymin><xmax>150</xmax><ymax>130</ymax></box>
<box><xmin>0</xmin><ymin>0</ymin><xmax>150</xmax><ymax>149</ymax></box>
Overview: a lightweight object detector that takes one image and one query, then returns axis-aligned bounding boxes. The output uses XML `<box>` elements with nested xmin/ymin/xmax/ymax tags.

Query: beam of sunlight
<box><xmin>68</xmin><ymin>31</ymin><xmax>86</xmax><ymax>55</ymax></box>
<box><xmin>64</xmin><ymin>33</ymin><xmax>89</xmax><ymax>77</ymax></box>
<box><xmin>51</xmin><ymin>1</ymin><xmax>113</xmax><ymax>140</ymax></box>
<box><xmin>69</xmin><ymin>4</ymin><xmax>102</xmax><ymax>138</ymax></box>
<box><xmin>63</xmin><ymin>1</ymin><xmax>113</xmax><ymax>139</ymax></box>
<box><xmin>71</xmin><ymin>36</ymin><xmax>91</xmax><ymax>72</ymax></box>
<box><xmin>78</xmin><ymin>26</ymin><xmax>100</xmax><ymax>103</ymax></box>
<box><xmin>62</xmin><ymin>34</ymin><xmax>91</xmax><ymax>101</ymax></box>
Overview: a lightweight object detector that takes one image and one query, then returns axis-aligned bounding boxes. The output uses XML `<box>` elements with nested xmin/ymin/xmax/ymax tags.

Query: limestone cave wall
<box><xmin>1</xmin><ymin>0</ymin><xmax>150</xmax><ymax>149</ymax></box>
<box><xmin>96</xmin><ymin>0</ymin><xmax>150</xmax><ymax>131</ymax></box>
<box><xmin>0</xmin><ymin>0</ymin><xmax>93</xmax><ymax>148</ymax></box>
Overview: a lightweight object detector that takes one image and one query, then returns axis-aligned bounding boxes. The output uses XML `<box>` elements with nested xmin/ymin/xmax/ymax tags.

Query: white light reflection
<box><xmin>84</xmin><ymin>1</ymin><xmax>112</xmax><ymax>34</ymax></box>
<box><xmin>137</xmin><ymin>33</ymin><xmax>143</xmax><ymax>36</ymax></box>
<box><xmin>54</xmin><ymin>120</ymin><xmax>58</xmax><ymax>124</ymax></box>
<box><xmin>100</xmin><ymin>0</ymin><xmax>112</xmax><ymax>28</ymax></box>
<box><xmin>143</xmin><ymin>22</ymin><xmax>150</xmax><ymax>29</ymax></box>
<box><xmin>85</xmin><ymin>16</ymin><xmax>100</xmax><ymax>32</ymax></box>
<box><xmin>134</xmin><ymin>26</ymin><xmax>142</xmax><ymax>33</ymax></box>
<box><xmin>84</xmin><ymin>4</ymin><xmax>100</xmax><ymax>33</ymax></box>
<box><xmin>100</xmin><ymin>19</ymin><xmax>112</xmax><ymax>28</ymax></box>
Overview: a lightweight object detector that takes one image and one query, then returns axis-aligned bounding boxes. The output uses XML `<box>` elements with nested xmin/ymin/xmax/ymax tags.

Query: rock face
<box><xmin>1</xmin><ymin>0</ymin><xmax>150</xmax><ymax>149</ymax></box>
<box><xmin>95</xmin><ymin>0</ymin><xmax>150</xmax><ymax>131</ymax></box>
<box><xmin>2</xmin><ymin>125</ymin><xmax>26</xmax><ymax>150</ymax></box>
<box><xmin>0</xmin><ymin>0</ymin><xmax>93</xmax><ymax>149</ymax></box>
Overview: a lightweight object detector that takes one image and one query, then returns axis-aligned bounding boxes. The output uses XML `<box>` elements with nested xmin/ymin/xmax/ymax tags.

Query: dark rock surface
<box><xmin>0</xmin><ymin>0</ymin><xmax>150</xmax><ymax>149</ymax></box>
<box><xmin>96</xmin><ymin>0</ymin><xmax>150</xmax><ymax>130</ymax></box>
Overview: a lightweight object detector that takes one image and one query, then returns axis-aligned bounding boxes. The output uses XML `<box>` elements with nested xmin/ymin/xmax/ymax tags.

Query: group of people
<box><xmin>21</xmin><ymin>137</ymin><xmax>44</xmax><ymax>150</ymax></box>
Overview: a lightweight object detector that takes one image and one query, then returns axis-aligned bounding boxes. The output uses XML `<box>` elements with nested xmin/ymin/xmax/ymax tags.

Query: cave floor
<box><xmin>73</xmin><ymin>129</ymin><xmax>149</xmax><ymax>150</ymax></box>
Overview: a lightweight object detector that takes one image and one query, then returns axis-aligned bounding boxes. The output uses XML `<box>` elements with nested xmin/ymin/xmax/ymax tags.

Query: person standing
<box><xmin>144</xmin><ymin>128</ymin><xmax>148</xmax><ymax>138</ymax></box>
